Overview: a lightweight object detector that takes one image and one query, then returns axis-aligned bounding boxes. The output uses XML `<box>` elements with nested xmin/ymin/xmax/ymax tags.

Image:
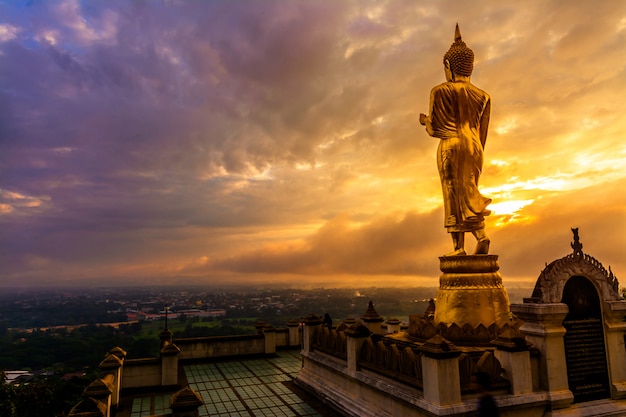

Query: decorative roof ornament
<box><xmin>571</xmin><ymin>227</ymin><xmax>583</xmax><ymax>257</ymax></box>
<box><xmin>528</xmin><ymin>228</ymin><xmax>621</xmax><ymax>303</ymax></box>
<box><xmin>361</xmin><ymin>300</ymin><xmax>384</xmax><ymax>324</ymax></box>
<box><xmin>443</xmin><ymin>23</ymin><xmax>474</xmax><ymax>76</ymax></box>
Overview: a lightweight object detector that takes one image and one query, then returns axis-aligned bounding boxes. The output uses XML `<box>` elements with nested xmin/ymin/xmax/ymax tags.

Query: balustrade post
<box><xmin>161</xmin><ymin>341</ymin><xmax>181</xmax><ymax>387</ymax></box>
<box><xmin>418</xmin><ymin>335</ymin><xmax>462</xmax><ymax>406</ymax></box>
<box><xmin>263</xmin><ymin>323</ymin><xmax>277</xmax><ymax>354</ymax></box>
<box><xmin>492</xmin><ymin>329</ymin><xmax>533</xmax><ymax>395</ymax></box>
<box><xmin>301</xmin><ymin>314</ymin><xmax>323</xmax><ymax>355</ymax></box>
<box><xmin>345</xmin><ymin>325</ymin><xmax>372</xmax><ymax>373</ymax></box>
<box><xmin>98</xmin><ymin>354</ymin><xmax>123</xmax><ymax>408</ymax></box>
<box><xmin>287</xmin><ymin>319</ymin><xmax>301</xmax><ymax>347</ymax></box>
<box><xmin>511</xmin><ymin>303</ymin><xmax>573</xmax><ymax>408</ymax></box>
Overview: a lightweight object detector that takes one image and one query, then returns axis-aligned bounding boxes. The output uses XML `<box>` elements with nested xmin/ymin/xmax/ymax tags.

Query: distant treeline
<box><xmin>0</xmin><ymin>299</ymin><xmax>127</xmax><ymax>329</ymax></box>
<box><xmin>0</xmin><ymin>318</ymin><xmax>258</xmax><ymax>371</ymax></box>
<box><xmin>0</xmin><ymin>323</ymin><xmax>155</xmax><ymax>371</ymax></box>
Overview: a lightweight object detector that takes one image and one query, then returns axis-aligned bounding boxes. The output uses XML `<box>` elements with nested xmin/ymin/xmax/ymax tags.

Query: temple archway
<box><xmin>561</xmin><ymin>275</ymin><xmax>610</xmax><ymax>402</ymax></box>
<box><xmin>512</xmin><ymin>229</ymin><xmax>626</xmax><ymax>408</ymax></box>
<box><xmin>528</xmin><ymin>229</ymin><xmax>620</xmax><ymax>305</ymax></box>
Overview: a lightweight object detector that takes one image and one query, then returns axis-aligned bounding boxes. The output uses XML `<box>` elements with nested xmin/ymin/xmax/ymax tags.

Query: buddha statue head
<box><xmin>443</xmin><ymin>24</ymin><xmax>474</xmax><ymax>79</ymax></box>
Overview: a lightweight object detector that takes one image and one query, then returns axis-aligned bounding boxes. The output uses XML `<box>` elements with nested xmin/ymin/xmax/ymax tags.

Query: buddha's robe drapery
<box><xmin>424</xmin><ymin>81</ymin><xmax>491</xmax><ymax>232</ymax></box>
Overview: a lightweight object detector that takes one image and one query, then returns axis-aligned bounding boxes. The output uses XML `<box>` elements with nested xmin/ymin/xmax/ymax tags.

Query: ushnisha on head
<box><xmin>443</xmin><ymin>24</ymin><xmax>474</xmax><ymax>77</ymax></box>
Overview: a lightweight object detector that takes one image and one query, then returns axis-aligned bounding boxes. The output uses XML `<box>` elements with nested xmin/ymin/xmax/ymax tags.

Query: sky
<box><xmin>1</xmin><ymin>0</ymin><xmax>625</xmax><ymax>290</ymax></box>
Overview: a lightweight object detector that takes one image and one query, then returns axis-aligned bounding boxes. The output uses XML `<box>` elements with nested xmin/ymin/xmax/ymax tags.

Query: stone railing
<box><xmin>175</xmin><ymin>334</ymin><xmax>267</xmax><ymax>360</ymax></box>
<box><xmin>172</xmin><ymin>322</ymin><xmax>300</xmax><ymax>360</ymax></box>
<box><xmin>121</xmin><ymin>358</ymin><xmax>161</xmax><ymax>389</ymax></box>
<box><xmin>458</xmin><ymin>350</ymin><xmax>510</xmax><ymax>393</ymax></box>
<box><xmin>357</xmin><ymin>335</ymin><xmax>510</xmax><ymax>395</ymax></box>
<box><xmin>358</xmin><ymin>335</ymin><xmax>424</xmax><ymax>389</ymax></box>
<box><xmin>311</xmin><ymin>326</ymin><xmax>347</xmax><ymax>360</ymax></box>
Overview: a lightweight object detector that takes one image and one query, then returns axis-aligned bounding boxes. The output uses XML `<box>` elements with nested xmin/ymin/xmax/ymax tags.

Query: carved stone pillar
<box><xmin>418</xmin><ymin>335</ymin><xmax>462</xmax><ymax>406</ymax></box>
<box><xmin>105</xmin><ymin>347</ymin><xmax>126</xmax><ymax>407</ymax></box>
<box><xmin>287</xmin><ymin>319</ymin><xmax>301</xmax><ymax>347</ymax></box>
<box><xmin>82</xmin><ymin>374</ymin><xmax>115</xmax><ymax>417</ymax></box>
<box><xmin>263</xmin><ymin>323</ymin><xmax>277</xmax><ymax>355</ymax></box>
<box><xmin>604</xmin><ymin>300</ymin><xmax>626</xmax><ymax>399</ymax></box>
<box><xmin>492</xmin><ymin>329</ymin><xmax>533</xmax><ymax>395</ymax></box>
<box><xmin>98</xmin><ymin>354</ymin><xmax>123</xmax><ymax>408</ymax></box>
<box><xmin>385</xmin><ymin>317</ymin><xmax>401</xmax><ymax>334</ymax></box>
<box><xmin>345</xmin><ymin>324</ymin><xmax>371</xmax><ymax>373</ymax></box>
<box><xmin>161</xmin><ymin>341</ymin><xmax>181</xmax><ymax>387</ymax></box>
<box><xmin>510</xmin><ymin>303</ymin><xmax>573</xmax><ymax>408</ymax></box>
<box><xmin>170</xmin><ymin>386</ymin><xmax>204</xmax><ymax>417</ymax></box>
<box><xmin>301</xmin><ymin>314</ymin><xmax>323</xmax><ymax>355</ymax></box>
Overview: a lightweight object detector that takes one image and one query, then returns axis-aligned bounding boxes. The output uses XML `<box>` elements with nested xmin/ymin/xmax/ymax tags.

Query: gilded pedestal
<box><xmin>435</xmin><ymin>255</ymin><xmax>511</xmax><ymax>327</ymax></box>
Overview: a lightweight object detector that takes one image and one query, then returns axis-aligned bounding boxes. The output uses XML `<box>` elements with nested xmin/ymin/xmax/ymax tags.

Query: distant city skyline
<box><xmin>1</xmin><ymin>1</ymin><xmax>625</xmax><ymax>289</ymax></box>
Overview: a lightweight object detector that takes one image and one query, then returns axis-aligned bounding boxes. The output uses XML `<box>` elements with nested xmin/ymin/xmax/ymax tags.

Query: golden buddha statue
<box><xmin>420</xmin><ymin>24</ymin><xmax>492</xmax><ymax>256</ymax></box>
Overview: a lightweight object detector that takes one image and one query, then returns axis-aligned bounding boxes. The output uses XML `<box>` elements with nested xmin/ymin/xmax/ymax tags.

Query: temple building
<box><xmin>295</xmin><ymin>230</ymin><xmax>626</xmax><ymax>417</ymax></box>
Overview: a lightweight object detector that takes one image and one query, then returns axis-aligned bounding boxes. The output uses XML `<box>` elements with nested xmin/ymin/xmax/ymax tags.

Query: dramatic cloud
<box><xmin>1</xmin><ymin>0</ymin><xmax>625</xmax><ymax>289</ymax></box>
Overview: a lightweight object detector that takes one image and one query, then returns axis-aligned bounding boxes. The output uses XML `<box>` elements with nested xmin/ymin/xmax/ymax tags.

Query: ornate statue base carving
<box><xmin>436</xmin><ymin>255</ymin><xmax>511</xmax><ymax>327</ymax></box>
<box><xmin>408</xmin><ymin>255</ymin><xmax>516</xmax><ymax>345</ymax></box>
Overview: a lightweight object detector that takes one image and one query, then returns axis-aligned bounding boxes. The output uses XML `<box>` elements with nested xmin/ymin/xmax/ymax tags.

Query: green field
<box><xmin>137</xmin><ymin>318</ymin><xmax>257</xmax><ymax>339</ymax></box>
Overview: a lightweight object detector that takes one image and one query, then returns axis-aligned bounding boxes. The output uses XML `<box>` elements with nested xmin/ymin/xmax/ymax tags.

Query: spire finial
<box><xmin>455</xmin><ymin>23</ymin><xmax>462</xmax><ymax>42</ymax></box>
<box><xmin>444</xmin><ymin>24</ymin><xmax>474</xmax><ymax>76</ymax></box>
<box><xmin>571</xmin><ymin>228</ymin><xmax>583</xmax><ymax>256</ymax></box>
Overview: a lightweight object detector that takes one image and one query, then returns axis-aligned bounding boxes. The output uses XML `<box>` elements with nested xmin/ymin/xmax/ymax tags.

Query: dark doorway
<box><xmin>562</xmin><ymin>276</ymin><xmax>610</xmax><ymax>402</ymax></box>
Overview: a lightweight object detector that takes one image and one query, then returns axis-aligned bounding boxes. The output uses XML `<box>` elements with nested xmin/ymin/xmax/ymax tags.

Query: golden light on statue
<box><xmin>415</xmin><ymin>24</ymin><xmax>512</xmax><ymax>331</ymax></box>
<box><xmin>420</xmin><ymin>23</ymin><xmax>491</xmax><ymax>257</ymax></box>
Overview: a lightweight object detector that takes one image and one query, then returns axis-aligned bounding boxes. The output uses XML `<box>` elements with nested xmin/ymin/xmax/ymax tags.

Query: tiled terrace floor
<box><xmin>125</xmin><ymin>350</ymin><xmax>339</xmax><ymax>417</ymax></box>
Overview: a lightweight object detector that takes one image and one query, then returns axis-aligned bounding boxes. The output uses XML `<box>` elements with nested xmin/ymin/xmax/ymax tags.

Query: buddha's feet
<box><xmin>474</xmin><ymin>238</ymin><xmax>490</xmax><ymax>255</ymax></box>
<box><xmin>444</xmin><ymin>248</ymin><xmax>467</xmax><ymax>257</ymax></box>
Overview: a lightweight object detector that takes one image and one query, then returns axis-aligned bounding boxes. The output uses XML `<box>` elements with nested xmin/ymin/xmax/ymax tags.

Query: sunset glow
<box><xmin>1</xmin><ymin>1</ymin><xmax>625</xmax><ymax>289</ymax></box>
